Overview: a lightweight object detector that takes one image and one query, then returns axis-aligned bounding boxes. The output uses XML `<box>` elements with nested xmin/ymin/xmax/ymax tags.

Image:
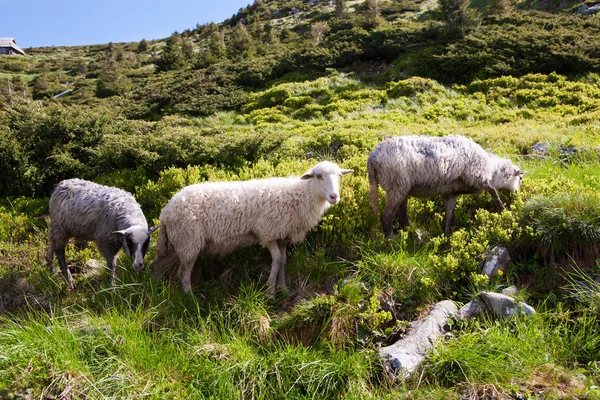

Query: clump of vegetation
<box><xmin>521</xmin><ymin>192</ymin><xmax>600</xmax><ymax>267</ymax></box>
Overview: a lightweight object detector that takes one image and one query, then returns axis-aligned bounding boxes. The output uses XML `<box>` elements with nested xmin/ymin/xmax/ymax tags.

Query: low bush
<box><xmin>386</xmin><ymin>77</ymin><xmax>446</xmax><ymax>98</ymax></box>
<box><xmin>521</xmin><ymin>192</ymin><xmax>600</xmax><ymax>268</ymax></box>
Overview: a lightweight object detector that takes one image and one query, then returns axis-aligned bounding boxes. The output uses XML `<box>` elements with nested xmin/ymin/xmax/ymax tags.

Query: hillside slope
<box><xmin>1</xmin><ymin>1</ymin><xmax>600</xmax><ymax>398</ymax></box>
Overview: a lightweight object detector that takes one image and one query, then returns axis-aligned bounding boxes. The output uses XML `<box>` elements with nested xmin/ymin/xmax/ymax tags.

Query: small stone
<box><xmin>482</xmin><ymin>246</ymin><xmax>511</xmax><ymax>279</ymax></box>
<box><xmin>480</xmin><ymin>292</ymin><xmax>535</xmax><ymax>318</ymax></box>
<box><xmin>530</xmin><ymin>142</ymin><xmax>551</xmax><ymax>156</ymax></box>
<box><xmin>582</xmin><ymin>4</ymin><xmax>600</xmax><ymax>14</ymax></box>
<box><xmin>380</xmin><ymin>300</ymin><xmax>458</xmax><ymax>378</ymax></box>
<box><xmin>455</xmin><ymin>297</ymin><xmax>487</xmax><ymax>319</ymax></box>
<box><xmin>501</xmin><ymin>285</ymin><xmax>518</xmax><ymax>296</ymax></box>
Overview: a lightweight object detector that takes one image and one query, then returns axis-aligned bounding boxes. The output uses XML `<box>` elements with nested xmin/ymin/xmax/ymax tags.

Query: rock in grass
<box><xmin>379</xmin><ymin>292</ymin><xmax>534</xmax><ymax>377</ymax></box>
<box><xmin>577</xmin><ymin>3</ymin><xmax>600</xmax><ymax>14</ymax></box>
<box><xmin>458</xmin><ymin>292</ymin><xmax>536</xmax><ymax>320</ymax></box>
<box><xmin>501</xmin><ymin>285</ymin><xmax>519</xmax><ymax>296</ymax></box>
<box><xmin>480</xmin><ymin>292</ymin><xmax>535</xmax><ymax>318</ymax></box>
<box><xmin>380</xmin><ymin>300</ymin><xmax>458</xmax><ymax>378</ymax></box>
<box><xmin>482</xmin><ymin>246</ymin><xmax>511</xmax><ymax>279</ymax></box>
<box><xmin>455</xmin><ymin>296</ymin><xmax>488</xmax><ymax>319</ymax></box>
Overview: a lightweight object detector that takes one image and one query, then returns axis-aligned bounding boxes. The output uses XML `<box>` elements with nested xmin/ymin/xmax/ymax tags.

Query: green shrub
<box><xmin>419</xmin><ymin>14</ymin><xmax>600</xmax><ymax>82</ymax></box>
<box><xmin>521</xmin><ymin>192</ymin><xmax>600</xmax><ymax>267</ymax></box>
<box><xmin>426</xmin><ymin>206</ymin><xmax>525</xmax><ymax>298</ymax></box>
<box><xmin>247</xmin><ymin>107</ymin><xmax>288</xmax><ymax>124</ymax></box>
<box><xmin>135</xmin><ymin>165</ymin><xmax>208</xmax><ymax>221</ymax></box>
<box><xmin>386</xmin><ymin>77</ymin><xmax>446</xmax><ymax>98</ymax></box>
<box><xmin>243</xmin><ymin>86</ymin><xmax>291</xmax><ymax>112</ymax></box>
<box><xmin>3</xmin><ymin>102</ymin><xmax>135</xmax><ymax>196</ymax></box>
<box><xmin>282</xmin><ymin>95</ymin><xmax>313</xmax><ymax>111</ymax></box>
<box><xmin>276</xmin><ymin>277</ymin><xmax>396</xmax><ymax>348</ymax></box>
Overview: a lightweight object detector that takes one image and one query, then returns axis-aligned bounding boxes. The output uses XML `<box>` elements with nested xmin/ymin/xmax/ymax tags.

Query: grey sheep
<box><xmin>46</xmin><ymin>178</ymin><xmax>157</xmax><ymax>287</ymax></box>
<box><xmin>151</xmin><ymin>161</ymin><xmax>353</xmax><ymax>296</ymax></box>
<box><xmin>367</xmin><ymin>135</ymin><xmax>524</xmax><ymax>239</ymax></box>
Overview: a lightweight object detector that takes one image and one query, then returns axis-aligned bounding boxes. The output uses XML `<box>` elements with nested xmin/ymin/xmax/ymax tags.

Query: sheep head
<box><xmin>301</xmin><ymin>161</ymin><xmax>353</xmax><ymax>204</ymax></box>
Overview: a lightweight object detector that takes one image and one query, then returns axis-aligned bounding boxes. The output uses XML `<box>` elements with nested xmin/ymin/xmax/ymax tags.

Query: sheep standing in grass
<box><xmin>151</xmin><ymin>161</ymin><xmax>353</xmax><ymax>296</ymax></box>
<box><xmin>46</xmin><ymin>179</ymin><xmax>156</xmax><ymax>287</ymax></box>
<box><xmin>368</xmin><ymin>135</ymin><xmax>524</xmax><ymax>239</ymax></box>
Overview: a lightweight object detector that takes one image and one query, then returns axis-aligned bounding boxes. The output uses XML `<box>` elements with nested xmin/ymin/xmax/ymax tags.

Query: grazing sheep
<box><xmin>151</xmin><ymin>161</ymin><xmax>353</xmax><ymax>296</ymax></box>
<box><xmin>46</xmin><ymin>178</ymin><xmax>157</xmax><ymax>287</ymax></box>
<box><xmin>368</xmin><ymin>135</ymin><xmax>524</xmax><ymax>239</ymax></box>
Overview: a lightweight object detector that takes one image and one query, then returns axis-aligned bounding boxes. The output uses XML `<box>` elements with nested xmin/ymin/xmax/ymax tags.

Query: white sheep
<box><xmin>368</xmin><ymin>135</ymin><xmax>524</xmax><ymax>239</ymax></box>
<box><xmin>46</xmin><ymin>178</ymin><xmax>157</xmax><ymax>287</ymax></box>
<box><xmin>151</xmin><ymin>161</ymin><xmax>353</xmax><ymax>296</ymax></box>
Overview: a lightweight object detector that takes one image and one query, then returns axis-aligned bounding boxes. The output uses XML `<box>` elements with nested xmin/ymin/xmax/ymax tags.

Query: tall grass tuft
<box><xmin>521</xmin><ymin>192</ymin><xmax>600</xmax><ymax>267</ymax></box>
<box><xmin>563</xmin><ymin>263</ymin><xmax>600</xmax><ymax>316</ymax></box>
<box><xmin>424</xmin><ymin>309</ymin><xmax>600</xmax><ymax>396</ymax></box>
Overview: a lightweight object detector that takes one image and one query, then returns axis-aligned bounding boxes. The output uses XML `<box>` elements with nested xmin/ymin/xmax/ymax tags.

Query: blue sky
<box><xmin>0</xmin><ymin>0</ymin><xmax>253</xmax><ymax>48</ymax></box>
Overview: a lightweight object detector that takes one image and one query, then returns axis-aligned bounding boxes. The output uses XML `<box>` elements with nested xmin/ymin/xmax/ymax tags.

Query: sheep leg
<box><xmin>177</xmin><ymin>255</ymin><xmax>196</xmax><ymax>294</ymax></box>
<box><xmin>394</xmin><ymin>199</ymin><xmax>409</xmax><ymax>233</ymax></box>
<box><xmin>46</xmin><ymin>239</ymin><xmax>57</xmax><ymax>274</ymax></box>
<box><xmin>108</xmin><ymin>254</ymin><xmax>119</xmax><ymax>286</ymax></box>
<box><xmin>99</xmin><ymin>245</ymin><xmax>120</xmax><ymax>286</ymax></box>
<box><xmin>266</xmin><ymin>241</ymin><xmax>283</xmax><ymax>298</ymax></box>
<box><xmin>276</xmin><ymin>242</ymin><xmax>288</xmax><ymax>293</ymax></box>
<box><xmin>382</xmin><ymin>193</ymin><xmax>405</xmax><ymax>240</ymax></box>
<box><xmin>486</xmin><ymin>187</ymin><xmax>505</xmax><ymax>212</ymax></box>
<box><xmin>443</xmin><ymin>195</ymin><xmax>457</xmax><ymax>237</ymax></box>
<box><xmin>55</xmin><ymin>244</ymin><xmax>74</xmax><ymax>288</ymax></box>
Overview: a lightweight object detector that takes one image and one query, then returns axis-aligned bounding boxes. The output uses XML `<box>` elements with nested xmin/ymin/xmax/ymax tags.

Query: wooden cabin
<box><xmin>0</xmin><ymin>38</ymin><xmax>25</xmax><ymax>55</ymax></box>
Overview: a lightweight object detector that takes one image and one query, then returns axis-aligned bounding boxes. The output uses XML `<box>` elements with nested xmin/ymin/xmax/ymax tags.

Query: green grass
<box><xmin>3</xmin><ymin>71</ymin><xmax>600</xmax><ymax>397</ymax></box>
<box><xmin>0</xmin><ymin>278</ymin><xmax>381</xmax><ymax>399</ymax></box>
<box><xmin>0</xmin><ymin>72</ymin><xmax>38</xmax><ymax>82</ymax></box>
<box><xmin>423</xmin><ymin>308</ymin><xmax>600</xmax><ymax>398</ymax></box>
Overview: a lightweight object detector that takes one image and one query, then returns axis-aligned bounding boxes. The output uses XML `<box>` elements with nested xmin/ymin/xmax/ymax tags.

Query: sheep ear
<box><xmin>515</xmin><ymin>169</ymin><xmax>525</xmax><ymax>176</ymax></box>
<box><xmin>340</xmin><ymin>169</ymin><xmax>353</xmax><ymax>176</ymax></box>
<box><xmin>149</xmin><ymin>226</ymin><xmax>159</xmax><ymax>234</ymax></box>
<box><xmin>300</xmin><ymin>170</ymin><xmax>314</xmax><ymax>180</ymax></box>
<box><xmin>113</xmin><ymin>230</ymin><xmax>127</xmax><ymax>237</ymax></box>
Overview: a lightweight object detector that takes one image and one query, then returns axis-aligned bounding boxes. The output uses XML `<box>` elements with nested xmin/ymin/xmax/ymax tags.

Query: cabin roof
<box><xmin>0</xmin><ymin>38</ymin><xmax>25</xmax><ymax>55</ymax></box>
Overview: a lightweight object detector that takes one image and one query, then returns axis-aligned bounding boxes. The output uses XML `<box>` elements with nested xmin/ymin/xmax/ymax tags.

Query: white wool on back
<box><xmin>160</xmin><ymin>176</ymin><xmax>330</xmax><ymax>259</ymax></box>
<box><xmin>368</xmin><ymin>135</ymin><xmax>522</xmax><ymax>205</ymax></box>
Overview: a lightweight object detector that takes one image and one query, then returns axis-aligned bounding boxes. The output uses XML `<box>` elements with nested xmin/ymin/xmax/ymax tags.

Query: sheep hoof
<box><xmin>414</xmin><ymin>231</ymin><xmax>423</xmax><ymax>244</ymax></box>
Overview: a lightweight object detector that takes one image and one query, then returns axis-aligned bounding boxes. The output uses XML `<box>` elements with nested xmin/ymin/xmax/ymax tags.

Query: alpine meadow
<box><xmin>2</xmin><ymin>0</ymin><xmax>600</xmax><ymax>398</ymax></box>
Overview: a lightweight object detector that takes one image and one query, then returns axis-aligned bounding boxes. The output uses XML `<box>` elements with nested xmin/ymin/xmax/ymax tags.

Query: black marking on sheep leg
<box><xmin>443</xmin><ymin>195</ymin><xmax>457</xmax><ymax>237</ymax></box>
<box><xmin>46</xmin><ymin>241</ymin><xmax>56</xmax><ymax>274</ymax></box>
<box><xmin>99</xmin><ymin>245</ymin><xmax>119</xmax><ymax>286</ymax></box>
<box><xmin>55</xmin><ymin>244</ymin><xmax>74</xmax><ymax>288</ymax></box>
<box><xmin>487</xmin><ymin>187</ymin><xmax>505</xmax><ymax>212</ymax></box>
<box><xmin>382</xmin><ymin>194</ymin><xmax>405</xmax><ymax>240</ymax></box>
<box><xmin>394</xmin><ymin>200</ymin><xmax>409</xmax><ymax>233</ymax></box>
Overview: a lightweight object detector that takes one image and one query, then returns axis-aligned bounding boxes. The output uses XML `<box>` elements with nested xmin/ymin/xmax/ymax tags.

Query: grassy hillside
<box><xmin>1</xmin><ymin>0</ymin><xmax>600</xmax><ymax>398</ymax></box>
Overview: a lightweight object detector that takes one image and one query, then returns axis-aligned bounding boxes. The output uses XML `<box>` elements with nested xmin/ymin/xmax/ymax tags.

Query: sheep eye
<box><xmin>316</xmin><ymin>174</ymin><xmax>323</xmax><ymax>180</ymax></box>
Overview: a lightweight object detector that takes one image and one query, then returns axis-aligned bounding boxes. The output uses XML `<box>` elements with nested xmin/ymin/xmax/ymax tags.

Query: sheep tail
<box><xmin>156</xmin><ymin>225</ymin><xmax>170</xmax><ymax>256</ymax></box>
<box><xmin>151</xmin><ymin>225</ymin><xmax>178</xmax><ymax>277</ymax></box>
<box><xmin>367</xmin><ymin>159</ymin><xmax>380</xmax><ymax>216</ymax></box>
